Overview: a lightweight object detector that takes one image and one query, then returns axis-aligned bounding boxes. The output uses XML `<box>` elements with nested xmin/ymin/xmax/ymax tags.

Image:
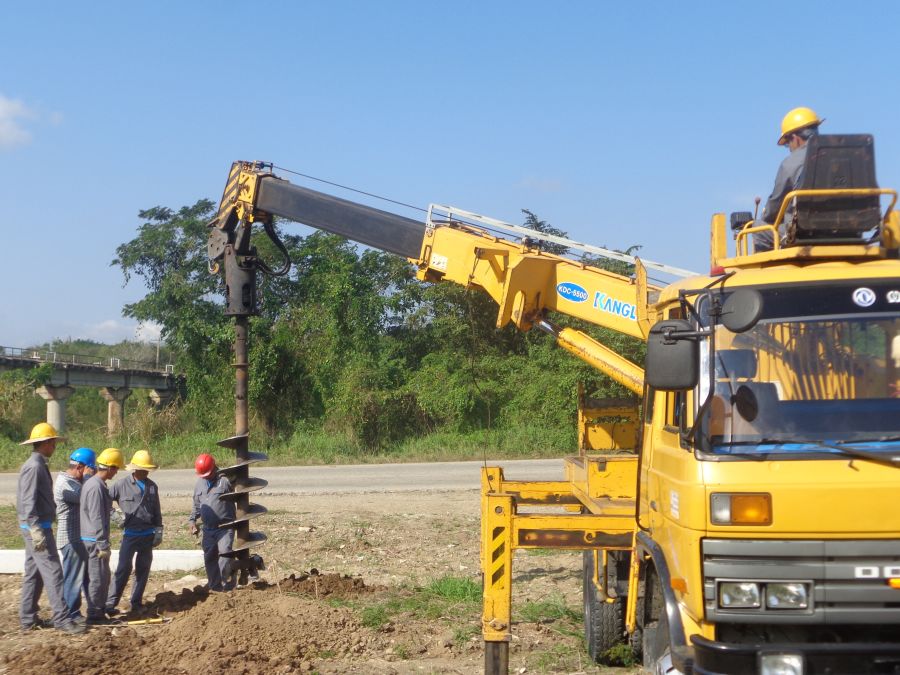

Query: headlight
<box><xmin>766</xmin><ymin>583</ymin><xmax>809</xmax><ymax>609</ymax></box>
<box><xmin>718</xmin><ymin>581</ymin><xmax>760</xmax><ymax>608</ymax></box>
<box><xmin>710</xmin><ymin>492</ymin><xmax>772</xmax><ymax>525</ymax></box>
<box><xmin>760</xmin><ymin>652</ymin><xmax>803</xmax><ymax>675</ymax></box>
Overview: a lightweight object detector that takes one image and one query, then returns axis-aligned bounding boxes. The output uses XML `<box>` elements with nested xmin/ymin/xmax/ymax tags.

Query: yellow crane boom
<box><xmin>208</xmin><ymin>160</ymin><xmax>691</xmax><ymax>394</ymax></box>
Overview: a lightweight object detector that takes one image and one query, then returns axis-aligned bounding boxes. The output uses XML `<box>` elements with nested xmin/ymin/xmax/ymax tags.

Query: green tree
<box><xmin>521</xmin><ymin>208</ymin><xmax>571</xmax><ymax>256</ymax></box>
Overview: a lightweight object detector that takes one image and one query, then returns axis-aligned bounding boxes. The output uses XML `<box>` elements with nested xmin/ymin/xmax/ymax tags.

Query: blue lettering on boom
<box><xmin>593</xmin><ymin>292</ymin><xmax>637</xmax><ymax>321</ymax></box>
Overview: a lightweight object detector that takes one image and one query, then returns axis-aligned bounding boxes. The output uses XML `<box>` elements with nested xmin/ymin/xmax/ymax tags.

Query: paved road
<box><xmin>0</xmin><ymin>458</ymin><xmax>564</xmax><ymax>502</ymax></box>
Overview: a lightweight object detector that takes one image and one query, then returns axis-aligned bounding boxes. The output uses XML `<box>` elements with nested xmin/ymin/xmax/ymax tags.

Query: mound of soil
<box><xmin>4</xmin><ymin>573</ymin><xmax>386</xmax><ymax>675</ymax></box>
<box><xmin>276</xmin><ymin>570</ymin><xmax>381</xmax><ymax>598</ymax></box>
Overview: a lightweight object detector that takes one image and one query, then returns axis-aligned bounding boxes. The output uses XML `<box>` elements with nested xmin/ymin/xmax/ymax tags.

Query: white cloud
<box><xmin>0</xmin><ymin>95</ymin><xmax>35</xmax><ymax>148</ymax></box>
<box><xmin>75</xmin><ymin>319</ymin><xmax>162</xmax><ymax>344</ymax></box>
<box><xmin>516</xmin><ymin>175</ymin><xmax>564</xmax><ymax>194</ymax></box>
<box><xmin>135</xmin><ymin>321</ymin><xmax>163</xmax><ymax>343</ymax></box>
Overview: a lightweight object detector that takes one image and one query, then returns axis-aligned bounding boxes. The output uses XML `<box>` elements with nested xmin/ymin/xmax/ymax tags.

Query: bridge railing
<box><xmin>0</xmin><ymin>345</ymin><xmax>175</xmax><ymax>374</ymax></box>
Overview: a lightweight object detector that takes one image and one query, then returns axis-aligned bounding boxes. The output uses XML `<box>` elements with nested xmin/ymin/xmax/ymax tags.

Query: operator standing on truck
<box><xmin>755</xmin><ymin>106</ymin><xmax>824</xmax><ymax>251</ymax></box>
<box><xmin>53</xmin><ymin>446</ymin><xmax>96</xmax><ymax>623</ymax></box>
<box><xmin>105</xmin><ymin>449</ymin><xmax>163</xmax><ymax>616</ymax></box>
<box><xmin>80</xmin><ymin>447</ymin><xmax>124</xmax><ymax>624</ymax></box>
<box><xmin>17</xmin><ymin>422</ymin><xmax>86</xmax><ymax>635</ymax></box>
<box><xmin>189</xmin><ymin>453</ymin><xmax>235</xmax><ymax>592</ymax></box>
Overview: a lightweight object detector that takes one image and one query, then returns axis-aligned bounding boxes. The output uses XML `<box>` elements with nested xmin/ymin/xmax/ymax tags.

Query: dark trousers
<box><xmin>84</xmin><ymin>541</ymin><xmax>111</xmax><ymax>620</ymax></box>
<box><xmin>20</xmin><ymin>527</ymin><xmax>69</xmax><ymax>628</ymax></box>
<box><xmin>59</xmin><ymin>541</ymin><xmax>88</xmax><ymax>619</ymax></box>
<box><xmin>202</xmin><ymin>528</ymin><xmax>234</xmax><ymax>591</ymax></box>
<box><xmin>107</xmin><ymin>534</ymin><xmax>153</xmax><ymax>609</ymax></box>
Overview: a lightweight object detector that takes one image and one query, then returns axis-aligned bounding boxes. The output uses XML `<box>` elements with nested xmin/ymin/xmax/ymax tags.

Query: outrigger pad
<box><xmin>791</xmin><ymin>134</ymin><xmax>881</xmax><ymax>244</ymax></box>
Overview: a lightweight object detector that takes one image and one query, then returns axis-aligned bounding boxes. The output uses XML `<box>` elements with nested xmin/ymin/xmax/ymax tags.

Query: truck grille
<box><xmin>702</xmin><ymin>538</ymin><xmax>900</xmax><ymax>624</ymax></box>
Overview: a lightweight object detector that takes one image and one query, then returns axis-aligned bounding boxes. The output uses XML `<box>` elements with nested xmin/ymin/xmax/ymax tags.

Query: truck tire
<box><xmin>582</xmin><ymin>550</ymin><xmax>626</xmax><ymax>662</ymax></box>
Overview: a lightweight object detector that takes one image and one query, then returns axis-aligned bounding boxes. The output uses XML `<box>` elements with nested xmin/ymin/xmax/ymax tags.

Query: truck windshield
<box><xmin>698</xmin><ymin>280</ymin><xmax>900</xmax><ymax>458</ymax></box>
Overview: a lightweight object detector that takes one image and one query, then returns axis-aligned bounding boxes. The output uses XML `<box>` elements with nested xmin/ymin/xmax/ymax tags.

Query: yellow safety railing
<box><xmin>736</xmin><ymin>187</ymin><xmax>898</xmax><ymax>256</ymax></box>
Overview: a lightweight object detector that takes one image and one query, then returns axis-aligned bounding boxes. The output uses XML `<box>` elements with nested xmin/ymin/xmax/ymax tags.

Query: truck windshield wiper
<box><xmin>834</xmin><ymin>435</ymin><xmax>900</xmax><ymax>444</ymax></box>
<box><xmin>818</xmin><ymin>441</ymin><xmax>900</xmax><ymax>469</ymax></box>
<box><xmin>712</xmin><ymin>438</ymin><xmax>900</xmax><ymax>468</ymax></box>
<box><xmin>754</xmin><ymin>438</ymin><xmax>900</xmax><ymax>468</ymax></box>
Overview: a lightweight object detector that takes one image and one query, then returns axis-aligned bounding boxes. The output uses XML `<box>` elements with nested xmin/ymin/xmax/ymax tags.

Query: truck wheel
<box><xmin>582</xmin><ymin>550</ymin><xmax>625</xmax><ymax>662</ymax></box>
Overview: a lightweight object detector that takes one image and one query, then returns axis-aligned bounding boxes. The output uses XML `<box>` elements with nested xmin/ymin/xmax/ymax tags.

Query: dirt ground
<box><xmin>0</xmin><ymin>491</ymin><xmax>635</xmax><ymax>674</ymax></box>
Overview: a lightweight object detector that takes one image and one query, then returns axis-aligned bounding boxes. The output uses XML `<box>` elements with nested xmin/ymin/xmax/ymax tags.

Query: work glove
<box><xmin>152</xmin><ymin>526</ymin><xmax>164</xmax><ymax>548</ymax></box>
<box><xmin>97</xmin><ymin>548</ymin><xmax>111</xmax><ymax>561</ymax></box>
<box><xmin>29</xmin><ymin>526</ymin><xmax>47</xmax><ymax>552</ymax></box>
<box><xmin>189</xmin><ymin>522</ymin><xmax>199</xmax><ymax>537</ymax></box>
<box><xmin>111</xmin><ymin>509</ymin><xmax>126</xmax><ymax>528</ymax></box>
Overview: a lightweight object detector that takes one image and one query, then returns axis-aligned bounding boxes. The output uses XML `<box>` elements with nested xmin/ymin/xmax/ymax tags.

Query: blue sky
<box><xmin>3</xmin><ymin>1</ymin><xmax>900</xmax><ymax>347</ymax></box>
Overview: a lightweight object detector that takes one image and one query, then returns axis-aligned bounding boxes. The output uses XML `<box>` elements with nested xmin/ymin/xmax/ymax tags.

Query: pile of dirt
<box><xmin>4</xmin><ymin>573</ymin><xmax>387</xmax><ymax>675</ymax></box>
<box><xmin>276</xmin><ymin>570</ymin><xmax>382</xmax><ymax>598</ymax></box>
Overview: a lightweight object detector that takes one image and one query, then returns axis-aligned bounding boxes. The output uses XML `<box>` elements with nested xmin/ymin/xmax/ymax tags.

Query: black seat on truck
<box><xmin>789</xmin><ymin>134</ymin><xmax>882</xmax><ymax>244</ymax></box>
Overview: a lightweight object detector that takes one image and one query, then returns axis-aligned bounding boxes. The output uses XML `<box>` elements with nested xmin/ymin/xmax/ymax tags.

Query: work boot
<box><xmin>21</xmin><ymin>617</ymin><xmax>53</xmax><ymax>632</ymax></box>
<box><xmin>57</xmin><ymin>621</ymin><xmax>87</xmax><ymax>635</ymax></box>
<box><xmin>87</xmin><ymin>616</ymin><xmax>121</xmax><ymax>626</ymax></box>
<box><xmin>105</xmin><ymin>607</ymin><xmax>121</xmax><ymax>617</ymax></box>
<box><xmin>127</xmin><ymin>603</ymin><xmax>147</xmax><ymax>618</ymax></box>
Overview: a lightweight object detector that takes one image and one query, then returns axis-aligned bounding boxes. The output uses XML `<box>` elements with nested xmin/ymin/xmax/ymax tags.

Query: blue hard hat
<box><xmin>70</xmin><ymin>447</ymin><xmax>97</xmax><ymax>469</ymax></box>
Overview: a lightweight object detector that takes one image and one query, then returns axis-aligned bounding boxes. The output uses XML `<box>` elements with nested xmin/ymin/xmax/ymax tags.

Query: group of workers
<box><xmin>15</xmin><ymin>421</ymin><xmax>235</xmax><ymax>633</ymax></box>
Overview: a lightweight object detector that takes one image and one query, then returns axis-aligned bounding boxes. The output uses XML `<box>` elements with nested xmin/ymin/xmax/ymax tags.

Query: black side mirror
<box><xmin>733</xmin><ymin>385</ymin><xmax>759</xmax><ymax>422</ymax></box>
<box><xmin>721</xmin><ymin>289</ymin><xmax>764</xmax><ymax>333</ymax></box>
<box><xmin>730</xmin><ymin>211</ymin><xmax>753</xmax><ymax>233</ymax></box>
<box><xmin>645</xmin><ymin>319</ymin><xmax>700</xmax><ymax>391</ymax></box>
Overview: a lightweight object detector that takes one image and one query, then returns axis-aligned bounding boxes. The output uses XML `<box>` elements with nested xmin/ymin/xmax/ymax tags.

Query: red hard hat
<box><xmin>195</xmin><ymin>453</ymin><xmax>215</xmax><ymax>478</ymax></box>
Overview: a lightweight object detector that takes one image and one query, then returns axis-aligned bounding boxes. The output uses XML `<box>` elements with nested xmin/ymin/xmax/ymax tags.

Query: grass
<box><xmin>358</xmin><ymin>575</ymin><xmax>481</xmax><ymax>645</ymax></box>
<box><xmin>603</xmin><ymin>643</ymin><xmax>637</xmax><ymax>667</ymax></box>
<box><xmin>528</xmin><ymin>642</ymin><xmax>592</xmax><ymax>673</ymax></box>
<box><xmin>518</xmin><ymin>592</ymin><xmax>582</xmax><ymax>624</ymax></box>
<box><xmin>452</xmin><ymin>622</ymin><xmax>480</xmax><ymax>645</ymax></box>
<box><xmin>0</xmin><ymin>424</ymin><xmax>574</xmax><ymax>472</ymax></box>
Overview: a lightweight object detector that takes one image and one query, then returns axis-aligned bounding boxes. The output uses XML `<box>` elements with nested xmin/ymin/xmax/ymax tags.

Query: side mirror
<box><xmin>645</xmin><ymin>319</ymin><xmax>700</xmax><ymax>391</ymax></box>
<box><xmin>721</xmin><ymin>289</ymin><xmax>764</xmax><ymax>333</ymax></box>
<box><xmin>730</xmin><ymin>211</ymin><xmax>753</xmax><ymax>233</ymax></box>
<box><xmin>733</xmin><ymin>385</ymin><xmax>759</xmax><ymax>422</ymax></box>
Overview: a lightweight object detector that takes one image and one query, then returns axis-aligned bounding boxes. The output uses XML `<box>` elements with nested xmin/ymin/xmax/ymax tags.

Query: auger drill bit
<box><xmin>208</xmin><ymin>170</ymin><xmax>295</xmax><ymax>585</ymax></box>
<box><xmin>216</xmin><ymin>244</ymin><xmax>269</xmax><ymax>585</ymax></box>
<box><xmin>216</xmin><ymin>433</ymin><xmax>268</xmax><ymax>585</ymax></box>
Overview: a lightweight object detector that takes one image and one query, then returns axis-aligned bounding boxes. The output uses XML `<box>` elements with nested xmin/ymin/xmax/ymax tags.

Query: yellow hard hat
<box><xmin>20</xmin><ymin>422</ymin><xmax>65</xmax><ymax>446</ymax></box>
<box><xmin>778</xmin><ymin>106</ymin><xmax>823</xmax><ymax>145</ymax></box>
<box><xmin>127</xmin><ymin>449</ymin><xmax>158</xmax><ymax>471</ymax></box>
<box><xmin>96</xmin><ymin>447</ymin><xmax>126</xmax><ymax>470</ymax></box>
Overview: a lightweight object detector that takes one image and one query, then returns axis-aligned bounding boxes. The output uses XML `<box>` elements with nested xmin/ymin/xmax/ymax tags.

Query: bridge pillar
<box><xmin>35</xmin><ymin>385</ymin><xmax>76</xmax><ymax>433</ymax></box>
<box><xmin>100</xmin><ymin>387</ymin><xmax>132</xmax><ymax>436</ymax></box>
<box><xmin>148</xmin><ymin>389</ymin><xmax>175</xmax><ymax>410</ymax></box>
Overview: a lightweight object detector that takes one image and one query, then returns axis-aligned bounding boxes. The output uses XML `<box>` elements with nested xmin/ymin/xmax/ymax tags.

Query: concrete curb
<box><xmin>0</xmin><ymin>549</ymin><xmax>203</xmax><ymax>574</ymax></box>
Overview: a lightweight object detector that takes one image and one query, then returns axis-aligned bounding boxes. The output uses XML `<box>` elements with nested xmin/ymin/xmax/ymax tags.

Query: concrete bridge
<box><xmin>0</xmin><ymin>345</ymin><xmax>182</xmax><ymax>436</ymax></box>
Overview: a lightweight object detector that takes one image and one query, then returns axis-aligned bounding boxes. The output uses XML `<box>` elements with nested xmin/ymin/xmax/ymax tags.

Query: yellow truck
<box><xmin>209</xmin><ymin>132</ymin><xmax>900</xmax><ymax>674</ymax></box>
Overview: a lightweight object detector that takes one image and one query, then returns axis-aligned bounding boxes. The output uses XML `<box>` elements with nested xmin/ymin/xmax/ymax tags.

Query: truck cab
<box><xmin>636</xmin><ymin>134</ymin><xmax>900</xmax><ymax>674</ymax></box>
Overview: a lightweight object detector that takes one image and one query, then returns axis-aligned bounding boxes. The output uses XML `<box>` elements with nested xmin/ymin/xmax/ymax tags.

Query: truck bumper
<box><xmin>691</xmin><ymin>635</ymin><xmax>900</xmax><ymax>674</ymax></box>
